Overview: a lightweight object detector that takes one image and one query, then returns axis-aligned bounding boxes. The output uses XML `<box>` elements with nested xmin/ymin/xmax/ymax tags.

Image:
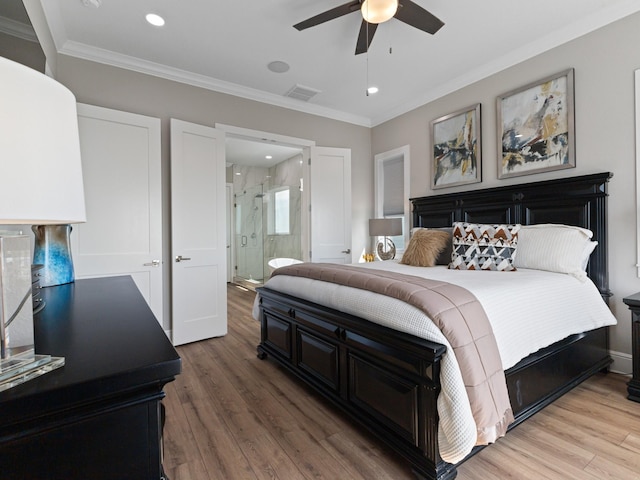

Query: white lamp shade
<box><xmin>0</xmin><ymin>56</ymin><xmax>86</xmax><ymax>224</ymax></box>
<box><xmin>369</xmin><ymin>218</ymin><xmax>403</xmax><ymax>237</ymax></box>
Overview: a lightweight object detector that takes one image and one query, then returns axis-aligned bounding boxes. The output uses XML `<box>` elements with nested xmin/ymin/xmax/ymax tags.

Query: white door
<box><xmin>171</xmin><ymin>119</ymin><xmax>227</xmax><ymax>346</ymax></box>
<box><xmin>310</xmin><ymin>146</ymin><xmax>352</xmax><ymax>263</ymax></box>
<box><xmin>74</xmin><ymin>104</ymin><xmax>163</xmax><ymax>324</ymax></box>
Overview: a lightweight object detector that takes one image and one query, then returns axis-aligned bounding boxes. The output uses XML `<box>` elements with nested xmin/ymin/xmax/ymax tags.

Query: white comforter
<box><xmin>255</xmin><ymin>262</ymin><xmax>617</xmax><ymax>463</ymax></box>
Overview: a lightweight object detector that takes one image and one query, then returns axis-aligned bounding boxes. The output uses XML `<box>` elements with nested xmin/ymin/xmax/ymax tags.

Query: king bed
<box><xmin>255</xmin><ymin>172</ymin><xmax>615</xmax><ymax>480</ymax></box>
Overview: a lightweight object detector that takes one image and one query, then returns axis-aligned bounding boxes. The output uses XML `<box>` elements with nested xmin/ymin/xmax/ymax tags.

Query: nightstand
<box><xmin>622</xmin><ymin>292</ymin><xmax>640</xmax><ymax>402</ymax></box>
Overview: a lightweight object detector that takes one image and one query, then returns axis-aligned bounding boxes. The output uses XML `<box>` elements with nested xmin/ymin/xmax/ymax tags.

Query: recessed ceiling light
<box><xmin>265</xmin><ymin>155</ymin><xmax>273</xmax><ymax>159</ymax></box>
<box><xmin>367</xmin><ymin>86</ymin><xmax>379</xmax><ymax>95</ymax></box>
<box><xmin>146</xmin><ymin>13</ymin><xmax>165</xmax><ymax>27</ymax></box>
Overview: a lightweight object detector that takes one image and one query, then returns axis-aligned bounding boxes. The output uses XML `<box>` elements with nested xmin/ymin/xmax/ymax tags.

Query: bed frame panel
<box><xmin>257</xmin><ymin>172</ymin><xmax>613</xmax><ymax>480</ymax></box>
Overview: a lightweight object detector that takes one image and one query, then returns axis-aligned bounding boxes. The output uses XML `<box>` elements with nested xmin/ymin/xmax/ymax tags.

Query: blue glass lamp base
<box><xmin>32</xmin><ymin>224</ymin><xmax>76</xmax><ymax>287</ymax></box>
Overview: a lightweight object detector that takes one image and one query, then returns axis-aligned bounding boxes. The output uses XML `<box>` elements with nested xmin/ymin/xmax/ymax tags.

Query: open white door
<box><xmin>74</xmin><ymin>104</ymin><xmax>163</xmax><ymax>324</ymax></box>
<box><xmin>310</xmin><ymin>146</ymin><xmax>352</xmax><ymax>263</ymax></box>
<box><xmin>171</xmin><ymin>119</ymin><xmax>227</xmax><ymax>346</ymax></box>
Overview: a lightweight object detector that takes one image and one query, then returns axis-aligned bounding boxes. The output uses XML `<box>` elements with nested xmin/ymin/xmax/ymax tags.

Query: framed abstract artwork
<box><xmin>431</xmin><ymin>103</ymin><xmax>481</xmax><ymax>189</ymax></box>
<box><xmin>497</xmin><ymin>69</ymin><xmax>575</xmax><ymax>179</ymax></box>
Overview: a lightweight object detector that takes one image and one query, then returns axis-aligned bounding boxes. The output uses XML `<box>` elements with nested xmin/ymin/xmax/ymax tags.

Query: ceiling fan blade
<box><xmin>294</xmin><ymin>1</ymin><xmax>362</xmax><ymax>31</ymax></box>
<box><xmin>395</xmin><ymin>0</ymin><xmax>444</xmax><ymax>35</ymax></box>
<box><xmin>355</xmin><ymin>20</ymin><xmax>378</xmax><ymax>55</ymax></box>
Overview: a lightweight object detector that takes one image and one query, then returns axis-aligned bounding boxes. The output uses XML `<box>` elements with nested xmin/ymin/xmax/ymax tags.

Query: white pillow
<box><xmin>514</xmin><ymin>224</ymin><xmax>596</xmax><ymax>280</ymax></box>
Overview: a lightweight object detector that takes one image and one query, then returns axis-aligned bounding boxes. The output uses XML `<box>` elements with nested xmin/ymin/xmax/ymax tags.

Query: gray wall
<box><xmin>372</xmin><ymin>11</ymin><xmax>640</xmax><ymax>367</ymax></box>
<box><xmin>54</xmin><ymin>55</ymin><xmax>372</xmax><ymax>329</ymax></box>
<box><xmin>0</xmin><ymin>30</ymin><xmax>44</xmax><ymax>72</ymax></box>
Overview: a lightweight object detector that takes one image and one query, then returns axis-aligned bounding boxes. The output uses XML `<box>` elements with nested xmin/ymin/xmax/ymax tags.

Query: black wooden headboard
<box><xmin>410</xmin><ymin>172</ymin><xmax>613</xmax><ymax>299</ymax></box>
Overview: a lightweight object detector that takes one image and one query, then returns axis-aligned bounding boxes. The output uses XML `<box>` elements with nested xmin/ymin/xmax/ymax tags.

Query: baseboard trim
<box><xmin>609</xmin><ymin>350</ymin><xmax>632</xmax><ymax>376</ymax></box>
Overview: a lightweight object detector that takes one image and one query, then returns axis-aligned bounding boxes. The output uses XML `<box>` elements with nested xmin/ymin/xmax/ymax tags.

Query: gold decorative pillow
<box><xmin>401</xmin><ymin>229</ymin><xmax>451</xmax><ymax>267</ymax></box>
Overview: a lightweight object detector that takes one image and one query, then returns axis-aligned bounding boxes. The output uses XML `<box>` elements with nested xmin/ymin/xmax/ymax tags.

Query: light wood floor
<box><xmin>163</xmin><ymin>285</ymin><xmax>640</xmax><ymax>480</ymax></box>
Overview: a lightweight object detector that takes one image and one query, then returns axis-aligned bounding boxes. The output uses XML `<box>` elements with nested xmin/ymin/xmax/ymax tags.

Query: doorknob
<box><xmin>175</xmin><ymin>255</ymin><xmax>192</xmax><ymax>262</ymax></box>
<box><xmin>143</xmin><ymin>259</ymin><xmax>160</xmax><ymax>267</ymax></box>
<box><xmin>342</xmin><ymin>249</ymin><xmax>351</xmax><ymax>254</ymax></box>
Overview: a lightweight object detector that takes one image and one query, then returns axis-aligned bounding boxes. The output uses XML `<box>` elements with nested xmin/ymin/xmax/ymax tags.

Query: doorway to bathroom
<box><xmin>220</xmin><ymin>124</ymin><xmax>352</xmax><ymax>291</ymax></box>
<box><xmin>226</xmin><ymin>134</ymin><xmax>305</xmax><ymax>290</ymax></box>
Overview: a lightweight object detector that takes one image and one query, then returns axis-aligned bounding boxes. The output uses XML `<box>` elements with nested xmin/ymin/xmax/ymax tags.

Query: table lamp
<box><xmin>369</xmin><ymin>218</ymin><xmax>403</xmax><ymax>260</ymax></box>
<box><xmin>0</xmin><ymin>56</ymin><xmax>86</xmax><ymax>389</ymax></box>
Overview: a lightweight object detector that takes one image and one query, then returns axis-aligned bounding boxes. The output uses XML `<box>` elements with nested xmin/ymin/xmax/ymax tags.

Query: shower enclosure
<box><xmin>231</xmin><ymin>156</ymin><xmax>303</xmax><ymax>288</ymax></box>
<box><xmin>234</xmin><ymin>185</ymin><xmax>264</xmax><ymax>285</ymax></box>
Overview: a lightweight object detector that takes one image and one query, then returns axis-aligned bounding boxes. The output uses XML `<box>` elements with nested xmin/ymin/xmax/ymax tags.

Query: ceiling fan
<box><xmin>293</xmin><ymin>0</ymin><xmax>444</xmax><ymax>55</ymax></box>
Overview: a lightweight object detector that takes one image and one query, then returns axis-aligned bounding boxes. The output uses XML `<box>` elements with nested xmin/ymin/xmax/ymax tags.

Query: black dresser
<box><xmin>0</xmin><ymin>276</ymin><xmax>181</xmax><ymax>479</ymax></box>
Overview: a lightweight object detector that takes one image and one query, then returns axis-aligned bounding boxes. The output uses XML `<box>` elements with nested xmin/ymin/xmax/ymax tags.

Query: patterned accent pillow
<box><xmin>449</xmin><ymin>222</ymin><xmax>520</xmax><ymax>271</ymax></box>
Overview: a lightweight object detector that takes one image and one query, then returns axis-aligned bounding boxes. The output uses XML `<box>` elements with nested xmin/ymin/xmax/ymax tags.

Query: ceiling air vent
<box><xmin>284</xmin><ymin>84</ymin><xmax>321</xmax><ymax>102</ymax></box>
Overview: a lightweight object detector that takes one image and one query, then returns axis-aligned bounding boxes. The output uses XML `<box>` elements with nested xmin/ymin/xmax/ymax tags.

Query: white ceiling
<box><xmin>226</xmin><ymin>136</ymin><xmax>303</xmax><ymax>168</ymax></box>
<box><xmin>5</xmin><ymin>0</ymin><xmax>640</xmax><ymax>129</ymax></box>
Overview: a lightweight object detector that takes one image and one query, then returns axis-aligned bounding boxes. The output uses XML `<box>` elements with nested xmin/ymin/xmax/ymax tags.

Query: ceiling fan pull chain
<box><xmin>366</xmin><ymin>52</ymin><xmax>370</xmax><ymax>96</ymax></box>
<box><xmin>366</xmin><ymin>13</ymin><xmax>370</xmax><ymax>96</ymax></box>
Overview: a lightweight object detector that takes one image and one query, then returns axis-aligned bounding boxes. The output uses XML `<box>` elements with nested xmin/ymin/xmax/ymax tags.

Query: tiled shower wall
<box><xmin>264</xmin><ymin>154</ymin><xmax>303</xmax><ymax>271</ymax></box>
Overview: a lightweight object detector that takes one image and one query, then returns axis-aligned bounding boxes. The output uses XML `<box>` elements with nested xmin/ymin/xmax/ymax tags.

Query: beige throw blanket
<box><xmin>271</xmin><ymin>263</ymin><xmax>514</xmax><ymax>445</ymax></box>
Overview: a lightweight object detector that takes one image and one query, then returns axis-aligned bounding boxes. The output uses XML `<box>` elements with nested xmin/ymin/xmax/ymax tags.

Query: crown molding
<box><xmin>59</xmin><ymin>40</ymin><xmax>372</xmax><ymax>128</ymax></box>
<box><xmin>0</xmin><ymin>15</ymin><xmax>37</xmax><ymax>43</ymax></box>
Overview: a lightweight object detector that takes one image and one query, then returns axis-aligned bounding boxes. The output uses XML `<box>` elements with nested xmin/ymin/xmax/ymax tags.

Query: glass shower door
<box><xmin>235</xmin><ymin>185</ymin><xmax>265</xmax><ymax>284</ymax></box>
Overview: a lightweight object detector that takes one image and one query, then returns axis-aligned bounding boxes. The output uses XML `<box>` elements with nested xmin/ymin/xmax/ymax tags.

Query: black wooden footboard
<box><xmin>257</xmin><ymin>287</ymin><xmax>457</xmax><ymax>480</ymax></box>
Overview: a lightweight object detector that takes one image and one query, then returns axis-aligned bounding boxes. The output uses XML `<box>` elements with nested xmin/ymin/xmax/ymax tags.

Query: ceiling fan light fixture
<box><xmin>361</xmin><ymin>0</ymin><xmax>398</xmax><ymax>24</ymax></box>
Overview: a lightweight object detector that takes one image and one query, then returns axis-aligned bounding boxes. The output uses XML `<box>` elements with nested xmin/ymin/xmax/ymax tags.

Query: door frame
<box><xmin>215</xmin><ymin>124</ymin><xmax>316</xmax><ymax>262</ymax></box>
<box><xmin>226</xmin><ymin>182</ymin><xmax>234</xmax><ymax>283</ymax></box>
